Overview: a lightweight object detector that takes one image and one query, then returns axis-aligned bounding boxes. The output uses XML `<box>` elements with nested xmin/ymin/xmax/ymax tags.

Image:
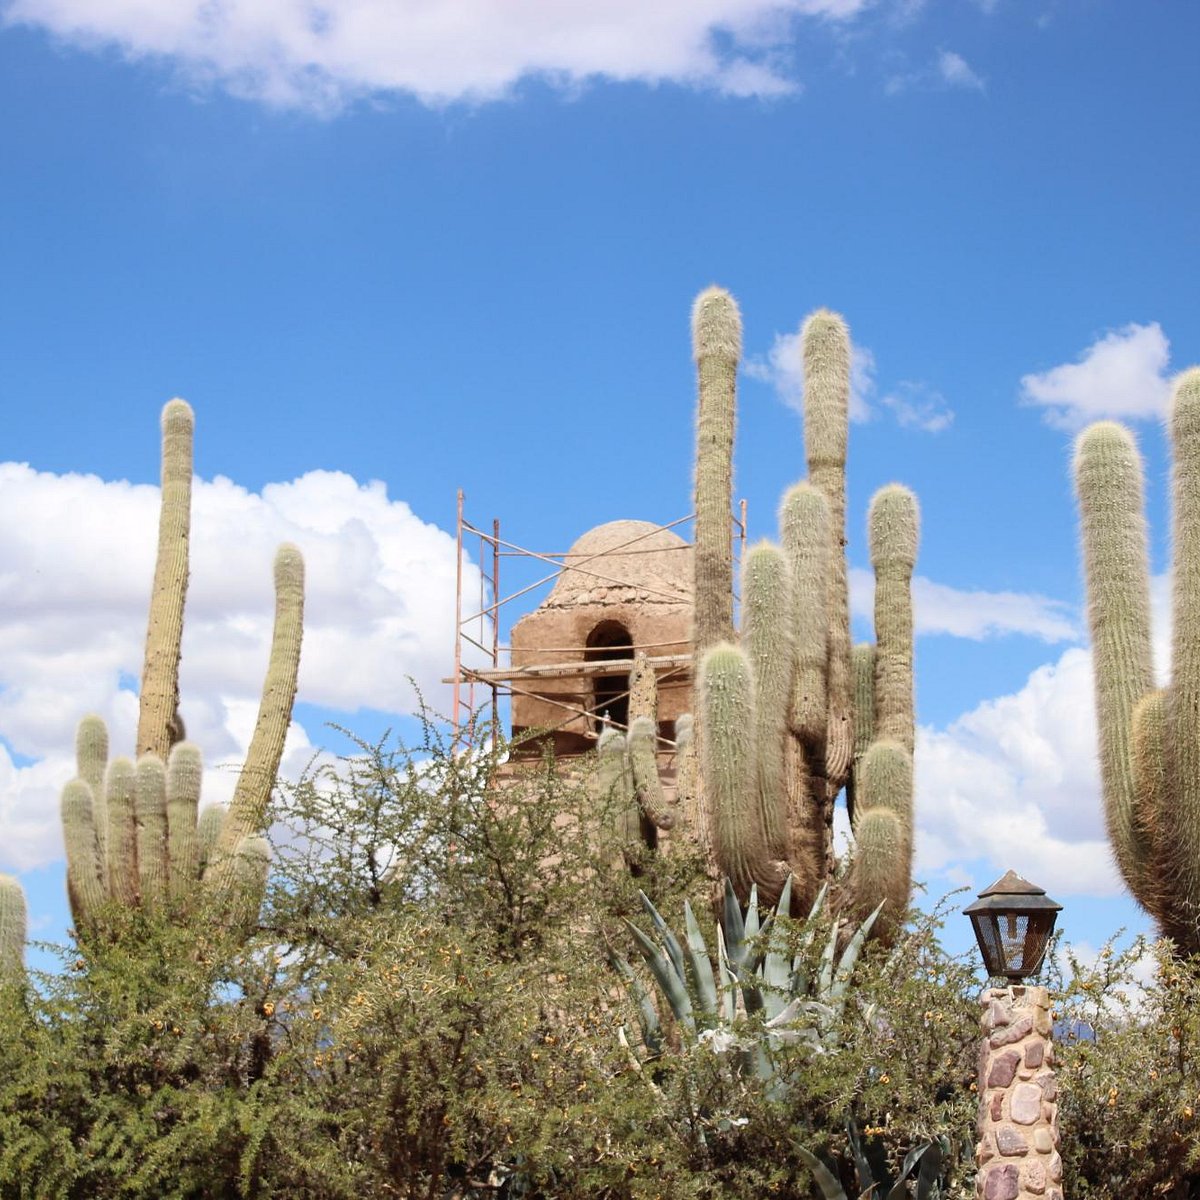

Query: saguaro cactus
<box><xmin>685</xmin><ymin>289</ymin><xmax>919</xmax><ymax>941</ymax></box>
<box><xmin>55</xmin><ymin>399</ymin><xmax>305</xmax><ymax>942</ymax></box>
<box><xmin>0</xmin><ymin>875</ymin><xmax>26</xmax><ymax>984</ymax></box>
<box><xmin>1074</xmin><ymin>369</ymin><xmax>1200</xmax><ymax>952</ymax></box>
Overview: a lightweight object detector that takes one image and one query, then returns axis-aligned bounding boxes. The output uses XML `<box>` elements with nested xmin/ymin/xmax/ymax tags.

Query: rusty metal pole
<box><xmin>453</xmin><ymin>488</ymin><xmax>465</xmax><ymax>746</ymax></box>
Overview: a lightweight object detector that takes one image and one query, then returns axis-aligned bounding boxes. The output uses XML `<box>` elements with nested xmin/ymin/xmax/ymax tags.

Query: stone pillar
<box><xmin>974</xmin><ymin>985</ymin><xmax>1063</xmax><ymax>1200</ymax></box>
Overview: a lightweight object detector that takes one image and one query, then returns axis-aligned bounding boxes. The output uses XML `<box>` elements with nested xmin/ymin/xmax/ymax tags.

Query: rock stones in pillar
<box><xmin>974</xmin><ymin>986</ymin><xmax>1064</xmax><ymax>1200</ymax></box>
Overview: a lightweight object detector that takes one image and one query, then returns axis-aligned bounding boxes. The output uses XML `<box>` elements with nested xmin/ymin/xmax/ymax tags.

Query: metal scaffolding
<box><xmin>449</xmin><ymin>489</ymin><xmax>747</xmax><ymax>749</ymax></box>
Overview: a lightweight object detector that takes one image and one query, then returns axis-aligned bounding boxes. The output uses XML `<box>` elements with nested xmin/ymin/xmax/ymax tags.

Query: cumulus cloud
<box><xmin>2</xmin><ymin>0</ymin><xmax>874</xmax><ymax>110</ymax></box>
<box><xmin>913</xmin><ymin>573</ymin><xmax>1173</xmax><ymax>899</ymax></box>
<box><xmin>880</xmin><ymin>380</ymin><xmax>954</xmax><ymax>432</ymax></box>
<box><xmin>1020</xmin><ymin>322</ymin><xmax>1173</xmax><ymax>431</ymax></box>
<box><xmin>746</xmin><ymin>332</ymin><xmax>881</xmax><ymax>425</ymax></box>
<box><xmin>914</xmin><ymin>649</ymin><xmax>1115</xmax><ymax>894</ymax></box>
<box><xmin>0</xmin><ymin>461</ymin><xmax>484</xmax><ymax>870</ymax></box>
<box><xmin>886</xmin><ymin>48</ymin><xmax>985</xmax><ymax>95</ymax></box>
<box><xmin>936</xmin><ymin>49</ymin><xmax>984</xmax><ymax>90</ymax></box>
<box><xmin>849</xmin><ymin>567</ymin><xmax>1080</xmax><ymax>642</ymax></box>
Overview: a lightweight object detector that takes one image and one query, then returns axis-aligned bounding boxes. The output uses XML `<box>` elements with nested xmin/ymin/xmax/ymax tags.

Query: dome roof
<box><xmin>545</xmin><ymin>520</ymin><xmax>692</xmax><ymax>607</ymax></box>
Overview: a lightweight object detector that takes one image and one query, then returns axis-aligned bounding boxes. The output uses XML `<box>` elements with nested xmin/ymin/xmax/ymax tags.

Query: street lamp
<box><xmin>964</xmin><ymin>868</ymin><xmax>1062</xmax><ymax>982</ymax></box>
<box><xmin>966</xmin><ymin>870</ymin><xmax>1066</xmax><ymax>1198</ymax></box>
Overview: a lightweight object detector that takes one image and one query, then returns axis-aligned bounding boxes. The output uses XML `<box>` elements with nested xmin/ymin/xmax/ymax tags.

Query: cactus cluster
<box><xmin>0</xmin><ymin>400</ymin><xmax>305</xmax><ymax>983</ymax></box>
<box><xmin>1074</xmin><ymin>369</ymin><xmax>1200</xmax><ymax>954</ymax></box>
<box><xmin>677</xmin><ymin>288</ymin><xmax>919</xmax><ymax>943</ymax></box>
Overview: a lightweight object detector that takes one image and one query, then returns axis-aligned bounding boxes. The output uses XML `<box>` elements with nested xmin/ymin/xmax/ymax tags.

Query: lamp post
<box><xmin>966</xmin><ymin>871</ymin><xmax>1064</xmax><ymax>1200</ymax></box>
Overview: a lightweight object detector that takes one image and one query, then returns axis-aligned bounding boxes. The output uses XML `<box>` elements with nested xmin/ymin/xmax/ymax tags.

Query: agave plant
<box><xmin>613</xmin><ymin>876</ymin><xmax>882</xmax><ymax>1088</ymax></box>
<box><xmin>799</xmin><ymin>1118</ymin><xmax>948</xmax><ymax>1200</ymax></box>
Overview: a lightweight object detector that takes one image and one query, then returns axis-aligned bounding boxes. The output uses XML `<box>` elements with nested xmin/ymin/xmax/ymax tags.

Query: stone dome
<box><xmin>545</xmin><ymin>520</ymin><xmax>692</xmax><ymax>608</ymax></box>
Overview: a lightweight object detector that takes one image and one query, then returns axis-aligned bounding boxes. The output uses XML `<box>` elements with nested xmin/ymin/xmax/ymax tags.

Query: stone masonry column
<box><xmin>974</xmin><ymin>985</ymin><xmax>1063</xmax><ymax>1200</ymax></box>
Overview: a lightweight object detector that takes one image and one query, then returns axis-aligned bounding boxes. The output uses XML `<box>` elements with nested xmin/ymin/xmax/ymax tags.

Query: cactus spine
<box><xmin>1074</xmin><ymin>370</ymin><xmax>1200</xmax><ymax>951</ymax></box>
<box><xmin>684</xmin><ymin>289</ymin><xmax>918</xmax><ymax>940</ymax></box>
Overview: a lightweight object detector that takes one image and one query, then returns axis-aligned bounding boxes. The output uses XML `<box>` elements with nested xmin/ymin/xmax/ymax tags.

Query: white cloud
<box><xmin>0</xmin><ymin>461</ymin><xmax>485</xmax><ymax>870</ymax></box>
<box><xmin>849</xmin><ymin>567</ymin><xmax>1080</xmax><ymax>642</ymax></box>
<box><xmin>913</xmin><ymin>574</ymin><xmax>1173</xmax><ymax>900</ymax></box>
<box><xmin>885</xmin><ymin>48</ymin><xmax>985</xmax><ymax>95</ymax></box>
<box><xmin>746</xmin><ymin>332</ymin><xmax>880</xmax><ymax>425</ymax></box>
<box><xmin>2</xmin><ymin>0</ymin><xmax>874</xmax><ymax>111</ymax></box>
<box><xmin>914</xmin><ymin>648</ymin><xmax>1116</xmax><ymax>894</ymax></box>
<box><xmin>1020</xmin><ymin>322</ymin><xmax>1173</xmax><ymax>431</ymax></box>
<box><xmin>936</xmin><ymin>49</ymin><xmax>984</xmax><ymax>90</ymax></box>
<box><xmin>880</xmin><ymin>380</ymin><xmax>954</xmax><ymax>432</ymax></box>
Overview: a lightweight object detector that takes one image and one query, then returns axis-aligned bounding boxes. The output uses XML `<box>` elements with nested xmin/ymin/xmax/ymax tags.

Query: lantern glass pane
<box><xmin>972</xmin><ymin>911</ymin><xmax>1056</xmax><ymax>979</ymax></box>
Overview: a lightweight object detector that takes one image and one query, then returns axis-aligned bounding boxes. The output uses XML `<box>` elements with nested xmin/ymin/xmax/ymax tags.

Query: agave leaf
<box><xmin>683</xmin><ymin>901</ymin><xmax>719</xmax><ymax>1017</ymax></box>
<box><xmin>817</xmin><ymin>918</ymin><xmax>839</xmax><ymax>1000</ymax></box>
<box><xmin>914</xmin><ymin>1139</ymin><xmax>943</xmax><ymax>1200</ymax></box>
<box><xmin>639</xmin><ymin>890</ymin><xmax>687</xmax><ymax>987</ymax></box>
<box><xmin>744</xmin><ymin>884</ymin><xmax>761</xmax><ymax>942</ymax></box>
<box><xmin>797</xmin><ymin>1147</ymin><xmax>849</xmax><ymax>1200</ymax></box>
<box><xmin>624</xmin><ymin>919</ymin><xmax>695</xmax><ymax>1030</ymax></box>
<box><xmin>723</xmin><ymin>878</ymin><xmax>745</xmax><ymax>961</ymax></box>
<box><xmin>715</xmin><ymin>922</ymin><xmax>737</xmax><ymax>1023</ymax></box>
<box><xmin>885</xmin><ymin>1143</ymin><xmax>930</xmax><ymax>1200</ymax></box>
<box><xmin>846</xmin><ymin>1119</ymin><xmax>874</xmax><ymax>1193</ymax></box>
<box><xmin>830</xmin><ymin>901</ymin><xmax>885</xmax><ymax>1017</ymax></box>
<box><xmin>610</xmin><ymin>953</ymin><xmax>663</xmax><ymax>1056</ymax></box>
<box><xmin>762</xmin><ymin>905</ymin><xmax>793</xmax><ymax>1022</ymax></box>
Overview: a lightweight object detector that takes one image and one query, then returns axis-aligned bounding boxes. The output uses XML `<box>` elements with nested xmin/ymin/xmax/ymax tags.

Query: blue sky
<box><xmin>1</xmin><ymin>0</ymin><xmax>1197</xmax><ymax>970</ymax></box>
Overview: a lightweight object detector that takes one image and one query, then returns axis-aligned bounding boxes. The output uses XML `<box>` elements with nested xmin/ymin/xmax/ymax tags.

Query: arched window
<box><xmin>585</xmin><ymin>620</ymin><xmax>633</xmax><ymax>732</ymax></box>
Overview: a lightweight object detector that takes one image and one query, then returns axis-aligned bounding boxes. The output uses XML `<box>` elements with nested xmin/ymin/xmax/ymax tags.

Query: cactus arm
<box><xmin>62</xmin><ymin>780</ymin><xmax>107</xmax><ymax>929</ymax></box>
<box><xmin>135</xmin><ymin>756</ymin><xmax>169</xmax><ymax>905</ymax></box>
<box><xmin>801</xmin><ymin>310</ymin><xmax>853</xmax><ymax>793</ymax></box>
<box><xmin>868</xmin><ymin>484</ymin><xmax>919</xmax><ymax>754</ymax></box>
<box><xmin>844</xmin><ymin>807</ymin><xmax>907</xmax><ymax>946</ymax></box>
<box><xmin>166</xmin><ymin>742</ymin><xmax>202</xmax><ymax>899</ymax></box>
<box><xmin>208</xmin><ymin>544</ymin><xmax>304</xmax><ymax>889</ymax></box>
<box><xmin>741</xmin><ymin>542</ymin><xmax>794</xmax><ymax>863</ymax></box>
<box><xmin>1073</xmin><ymin>420</ymin><xmax>1158</xmax><ymax>914</ymax></box>
<box><xmin>1131</xmin><ymin>689</ymin><xmax>1168</xmax><ymax>924</ymax></box>
<box><xmin>196</xmin><ymin>803</ymin><xmax>227</xmax><ymax>878</ymax></box>
<box><xmin>843</xmin><ymin>739</ymin><xmax>913</xmax><ymax>947</ymax></box>
<box><xmin>227</xmin><ymin>835</ymin><xmax>270</xmax><ymax>934</ymax></box>
<box><xmin>846</xmin><ymin>642</ymin><xmax>877</xmax><ymax>824</ymax></box>
<box><xmin>628</xmin><ymin>715</ymin><xmax>675</xmax><ymax>830</ymax></box>
<box><xmin>780</xmin><ymin>484</ymin><xmax>831</xmax><ymax>755</ymax></box>
<box><xmin>691</xmin><ymin>287</ymin><xmax>740</xmax><ymax>658</ymax></box>
<box><xmin>104</xmin><ymin>757</ymin><xmax>139</xmax><ymax>906</ymax></box>
<box><xmin>75</xmin><ymin>714</ymin><xmax>109</xmax><ymax>864</ymax></box>
<box><xmin>627</xmin><ymin>652</ymin><xmax>658</xmax><ymax>725</ymax></box>
<box><xmin>0</xmin><ymin>875</ymin><xmax>27</xmax><ymax>983</ymax></box>
<box><xmin>1168</xmin><ymin>369</ymin><xmax>1200</xmax><ymax>941</ymax></box>
<box><xmin>700</xmin><ymin>644</ymin><xmax>789</xmax><ymax>903</ymax></box>
<box><xmin>137</xmin><ymin>398</ymin><xmax>193</xmax><ymax>761</ymax></box>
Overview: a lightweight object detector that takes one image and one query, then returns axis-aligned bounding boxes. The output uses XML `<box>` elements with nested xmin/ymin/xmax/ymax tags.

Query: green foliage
<box><xmin>1048</xmin><ymin>936</ymin><xmax>1200</xmax><ymax>1198</ymax></box>
<box><xmin>0</xmin><ymin>711</ymin><xmax>983</xmax><ymax>1199</ymax></box>
<box><xmin>617</xmin><ymin>879</ymin><xmax>978</xmax><ymax>1198</ymax></box>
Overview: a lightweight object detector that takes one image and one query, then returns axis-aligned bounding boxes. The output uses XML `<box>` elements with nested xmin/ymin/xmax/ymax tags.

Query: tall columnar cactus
<box><xmin>55</xmin><ymin>399</ymin><xmax>305</xmax><ymax>942</ymax></box>
<box><xmin>691</xmin><ymin>287</ymin><xmax>740</xmax><ymax>659</ymax></box>
<box><xmin>138</xmin><ymin>398</ymin><xmax>193</xmax><ymax>761</ymax></box>
<box><xmin>1074</xmin><ymin>369</ymin><xmax>1200</xmax><ymax>951</ymax></box>
<box><xmin>0</xmin><ymin>875</ymin><xmax>26</xmax><ymax>984</ymax></box>
<box><xmin>686</xmin><ymin>289</ymin><xmax>919</xmax><ymax>942</ymax></box>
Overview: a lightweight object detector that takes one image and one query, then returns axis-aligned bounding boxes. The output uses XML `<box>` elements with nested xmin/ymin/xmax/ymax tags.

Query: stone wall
<box><xmin>975</xmin><ymin>985</ymin><xmax>1063</xmax><ymax>1200</ymax></box>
